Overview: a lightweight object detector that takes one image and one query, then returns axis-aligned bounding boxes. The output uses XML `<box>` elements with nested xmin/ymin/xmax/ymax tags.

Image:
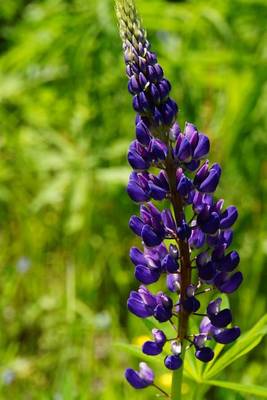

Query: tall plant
<box><xmin>115</xmin><ymin>1</ymin><xmax>267</xmax><ymax>399</ymax></box>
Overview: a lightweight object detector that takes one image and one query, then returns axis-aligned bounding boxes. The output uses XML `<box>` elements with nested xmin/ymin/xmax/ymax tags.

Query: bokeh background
<box><xmin>0</xmin><ymin>0</ymin><xmax>266</xmax><ymax>399</ymax></box>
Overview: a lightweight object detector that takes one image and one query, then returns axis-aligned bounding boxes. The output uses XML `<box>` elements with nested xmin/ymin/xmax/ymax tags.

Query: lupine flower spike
<box><xmin>115</xmin><ymin>0</ymin><xmax>242</xmax><ymax>398</ymax></box>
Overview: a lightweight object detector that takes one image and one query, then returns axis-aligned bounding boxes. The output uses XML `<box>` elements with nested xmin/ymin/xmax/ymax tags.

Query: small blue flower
<box><xmin>125</xmin><ymin>362</ymin><xmax>154</xmax><ymax>389</ymax></box>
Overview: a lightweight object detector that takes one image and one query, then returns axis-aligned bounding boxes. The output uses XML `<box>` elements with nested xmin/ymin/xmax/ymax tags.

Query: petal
<box><xmin>195</xmin><ymin>347</ymin><xmax>214</xmax><ymax>362</ymax></box>
<box><xmin>199</xmin><ymin>164</ymin><xmax>221</xmax><ymax>193</ymax></box>
<box><xmin>183</xmin><ymin>296</ymin><xmax>200</xmax><ymax>313</ymax></box>
<box><xmin>189</xmin><ymin>228</ymin><xmax>206</xmax><ymax>249</ymax></box>
<box><xmin>214</xmin><ymin>327</ymin><xmax>241</xmax><ymax>344</ymax></box>
<box><xmin>162</xmin><ymin>254</ymin><xmax>178</xmax><ymax>273</ymax></box>
<box><xmin>217</xmin><ymin>251</ymin><xmax>240</xmax><ymax>272</ymax></box>
<box><xmin>215</xmin><ymin>271</ymin><xmax>243</xmax><ymax>293</ymax></box>
<box><xmin>129</xmin><ymin>247</ymin><xmax>146</xmax><ymax>266</ymax></box>
<box><xmin>193</xmin><ymin>134</ymin><xmax>210</xmax><ymax>160</ymax></box>
<box><xmin>127</xmin><ymin>180</ymin><xmax>149</xmax><ymax>202</ymax></box>
<box><xmin>152</xmin><ymin>329</ymin><xmax>166</xmax><ymax>345</ymax></box>
<box><xmin>129</xmin><ymin>216</ymin><xmax>144</xmax><ymax>236</ymax></box>
<box><xmin>128</xmin><ymin>150</ymin><xmax>149</xmax><ymax>170</ymax></box>
<box><xmin>198</xmin><ymin>212</ymin><xmax>220</xmax><ymax>235</ymax></box>
<box><xmin>136</xmin><ymin>121</ymin><xmax>151</xmax><ymax>145</ymax></box>
<box><xmin>141</xmin><ymin>225</ymin><xmax>163</xmax><ymax>247</ymax></box>
<box><xmin>207</xmin><ymin>298</ymin><xmax>222</xmax><ymax>315</ymax></box>
<box><xmin>148</xmin><ymin>182</ymin><xmax>167</xmax><ymax>200</ymax></box>
<box><xmin>135</xmin><ymin>265</ymin><xmax>161</xmax><ymax>284</ymax></box>
<box><xmin>125</xmin><ymin>369</ymin><xmax>149</xmax><ymax>389</ymax></box>
<box><xmin>198</xmin><ymin>261</ymin><xmax>216</xmax><ymax>281</ymax></box>
<box><xmin>161</xmin><ymin>209</ymin><xmax>176</xmax><ymax>232</ymax></box>
<box><xmin>220</xmin><ymin>206</ymin><xmax>238</xmax><ymax>229</ymax></box>
<box><xmin>150</xmin><ymin>138</ymin><xmax>168</xmax><ymax>160</ymax></box>
<box><xmin>164</xmin><ymin>355</ymin><xmax>183</xmax><ymax>370</ymax></box>
<box><xmin>127</xmin><ymin>293</ymin><xmax>154</xmax><ymax>318</ymax></box>
<box><xmin>177</xmin><ymin>136</ymin><xmax>192</xmax><ymax>162</ymax></box>
<box><xmin>142</xmin><ymin>341</ymin><xmax>163</xmax><ymax>356</ymax></box>
<box><xmin>166</xmin><ymin>273</ymin><xmax>180</xmax><ymax>292</ymax></box>
<box><xmin>177</xmin><ymin>175</ymin><xmax>193</xmax><ymax>196</ymax></box>
<box><xmin>210</xmin><ymin>309</ymin><xmax>232</xmax><ymax>328</ymax></box>
<box><xmin>154</xmin><ymin>304</ymin><xmax>172</xmax><ymax>322</ymax></box>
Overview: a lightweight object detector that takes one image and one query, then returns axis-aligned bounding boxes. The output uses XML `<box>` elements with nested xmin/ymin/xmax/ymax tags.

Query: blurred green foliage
<box><xmin>0</xmin><ymin>0</ymin><xmax>266</xmax><ymax>398</ymax></box>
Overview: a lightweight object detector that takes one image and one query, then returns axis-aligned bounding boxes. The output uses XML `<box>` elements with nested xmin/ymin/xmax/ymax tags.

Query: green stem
<box><xmin>171</xmin><ymin>346</ymin><xmax>185</xmax><ymax>400</ymax></box>
<box><xmin>165</xmin><ymin>148</ymin><xmax>192</xmax><ymax>400</ymax></box>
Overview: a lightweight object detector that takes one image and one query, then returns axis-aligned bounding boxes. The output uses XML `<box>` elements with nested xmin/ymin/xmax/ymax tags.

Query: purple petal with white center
<box><xmin>125</xmin><ymin>368</ymin><xmax>151</xmax><ymax>389</ymax></box>
<box><xmin>170</xmin><ymin>122</ymin><xmax>181</xmax><ymax>141</ymax></box>
<box><xmin>166</xmin><ymin>273</ymin><xmax>180</xmax><ymax>292</ymax></box>
<box><xmin>207</xmin><ymin>298</ymin><xmax>222</xmax><ymax>315</ymax></box>
<box><xmin>139</xmin><ymin>286</ymin><xmax>157</xmax><ymax>307</ymax></box>
<box><xmin>184</xmin><ymin>122</ymin><xmax>198</xmax><ymax>139</ymax></box>
<box><xmin>199</xmin><ymin>316</ymin><xmax>216</xmax><ymax>337</ymax></box>
<box><xmin>194</xmin><ymin>333</ymin><xmax>207</xmax><ymax>348</ymax></box>
<box><xmin>152</xmin><ymin>329</ymin><xmax>166</xmax><ymax>345</ymax></box>
<box><xmin>169</xmin><ymin>244</ymin><xmax>179</xmax><ymax>259</ymax></box>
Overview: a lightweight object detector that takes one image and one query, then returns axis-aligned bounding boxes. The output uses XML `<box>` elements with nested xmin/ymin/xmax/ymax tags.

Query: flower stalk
<box><xmin>115</xmin><ymin>1</ymin><xmax>243</xmax><ymax>398</ymax></box>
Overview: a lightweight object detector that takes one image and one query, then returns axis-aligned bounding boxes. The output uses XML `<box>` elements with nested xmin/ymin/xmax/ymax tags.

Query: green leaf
<box><xmin>183</xmin><ymin>346</ymin><xmax>202</xmax><ymax>382</ymax></box>
<box><xmin>203</xmin><ymin>314</ymin><xmax>267</xmax><ymax>380</ymax></box>
<box><xmin>204</xmin><ymin>380</ymin><xmax>267</xmax><ymax>398</ymax></box>
<box><xmin>114</xmin><ymin>342</ymin><xmax>162</xmax><ymax>366</ymax></box>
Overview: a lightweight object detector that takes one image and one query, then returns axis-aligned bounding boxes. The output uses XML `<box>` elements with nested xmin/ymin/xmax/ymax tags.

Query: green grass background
<box><xmin>0</xmin><ymin>0</ymin><xmax>266</xmax><ymax>398</ymax></box>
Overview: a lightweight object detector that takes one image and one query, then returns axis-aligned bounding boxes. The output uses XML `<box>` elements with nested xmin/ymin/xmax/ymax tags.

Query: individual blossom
<box><xmin>125</xmin><ymin>362</ymin><xmax>154</xmax><ymax>389</ymax></box>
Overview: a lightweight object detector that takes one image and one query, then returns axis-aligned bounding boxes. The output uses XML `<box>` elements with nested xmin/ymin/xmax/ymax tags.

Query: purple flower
<box><xmin>115</xmin><ymin>0</ymin><xmax>242</xmax><ymax>391</ymax></box>
<box><xmin>125</xmin><ymin>362</ymin><xmax>154</xmax><ymax>389</ymax></box>
<box><xmin>142</xmin><ymin>329</ymin><xmax>166</xmax><ymax>355</ymax></box>
<box><xmin>164</xmin><ymin>354</ymin><xmax>183</xmax><ymax>370</ymax></box>
<box><xmin>127</xmin><ymin>286</ymin><xmax>157</xmax><ymax>318</ymax></box>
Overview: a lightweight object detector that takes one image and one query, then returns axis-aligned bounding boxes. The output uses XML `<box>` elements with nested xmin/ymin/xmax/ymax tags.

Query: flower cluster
<box><xmin>115</xmin><ymin>0</ymin><xmax>242</xmax><ymax>393</ymax></box>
